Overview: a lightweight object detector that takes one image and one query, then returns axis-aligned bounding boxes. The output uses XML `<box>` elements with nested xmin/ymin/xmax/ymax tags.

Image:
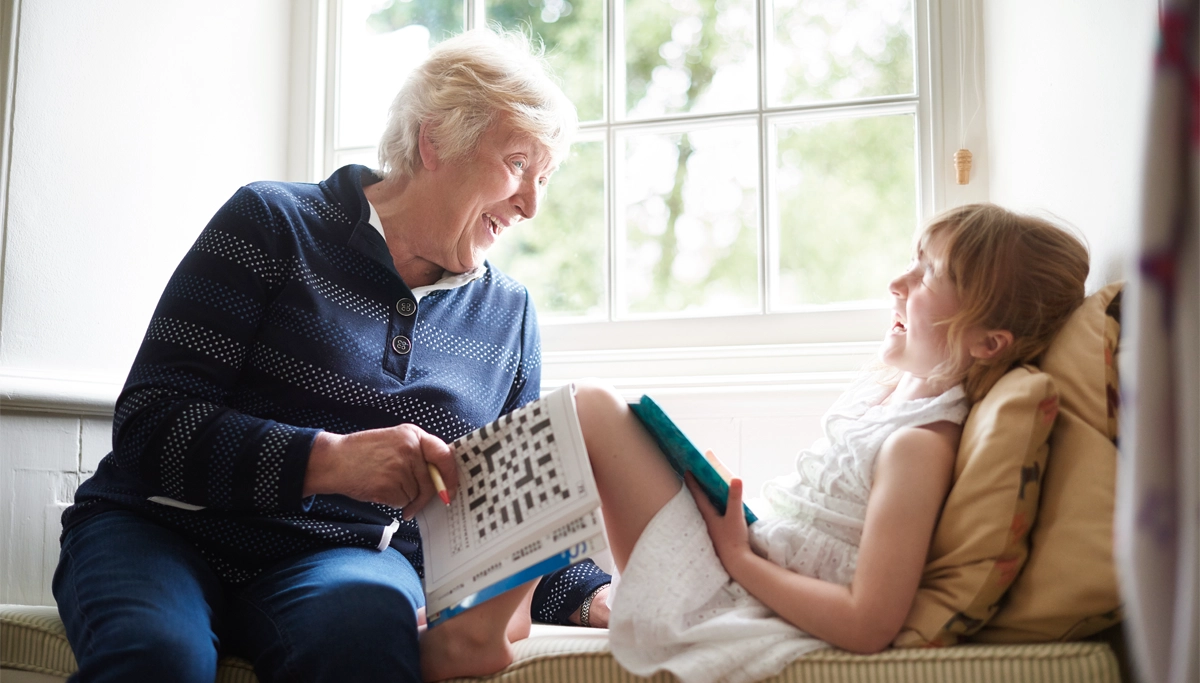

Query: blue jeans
<box><xmin>53</xmin><ymin>510</ymin><xmax>424</xmax><ymax>683</ymax></box>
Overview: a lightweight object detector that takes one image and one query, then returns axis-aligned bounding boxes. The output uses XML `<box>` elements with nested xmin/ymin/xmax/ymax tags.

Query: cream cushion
<box><xmin>1</xmin><ymin>604</ymin><xmax>1122</xmax><ymax>683</ymax></box>
<box><xmin>895</xmin><ymin>366</ymin><xmax>1059</xmax><ymax>646</ymax></box>
<box><xmin>976</xmin><ymin>282</ymin><xmax>1124</xmax><ymax>642</ymax></box>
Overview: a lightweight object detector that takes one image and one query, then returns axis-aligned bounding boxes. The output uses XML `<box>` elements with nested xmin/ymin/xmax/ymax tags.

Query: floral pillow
<box><xmin>895</xmin><ymin>365</ymin><xmax>1059</xmax><ymax>647</ymax></box>
<box><xmin>974</xmin><ymin>282</ymin><xmax>1124</xmax><ymax>642</ymax></box>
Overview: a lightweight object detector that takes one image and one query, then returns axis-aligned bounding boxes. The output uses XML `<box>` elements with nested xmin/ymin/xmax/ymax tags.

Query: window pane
<box><xmin>340</xmin><ymin>0</ymin><xmax>464</xmax><ymax>150</ymax></box>
<box><xmin>772</xmin><ymin>113</ymin><xmax>915</xmax><ymax>308</ymax></box>
<box><xmin>334</xmin><ymin>147</ymin><xmax>377</xmax><ymax>170</ymax></box>
<box><xmin>624</xmin><ymin>0</ymin><xmax>757</xmax><ymax>118</ymax></box>
<box><xmin>619</xmin><ymin>124</ymin><xmax>759</xmax><ymax>316</ymax></box>
<box><xmin>486</xmin><ymin>0</ymin><xmax>605</xmax><ymax>123</ymax></box>
<box><xmin>487</xmin><ymin>139</ymin><xmax>606</xmax><ymax>319</ymax></box>
<box><xmin>768</xmin><ymin>0</ymin><xmax>914</xmax><ymax>106</ymax></box>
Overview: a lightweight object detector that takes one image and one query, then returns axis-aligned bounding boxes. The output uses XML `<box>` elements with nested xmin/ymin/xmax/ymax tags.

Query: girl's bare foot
<box><xmin>420</xmin><ymin>616</ymin><xmax>515</xmax><ymax>682</ymax></box>
<box><xmin>418</xmin><ymin>581</ymin><xmax>536</xmax><ymax>681</ymax></box>
<box><xmin>505</xmin><ymin>586</ymin><xmax>534</xmax><ymax>642</ymax></box>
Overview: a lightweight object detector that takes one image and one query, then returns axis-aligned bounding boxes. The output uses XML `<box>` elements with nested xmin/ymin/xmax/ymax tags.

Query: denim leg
<box><xmin>226</xmin><ymin>546</ymin><xmax>425</xmax><ymax>683</ymax></box>
<box><xmin>52</xmin><ymin>511</ymin><xmax>225</xmax><ymax>683</ymax></box>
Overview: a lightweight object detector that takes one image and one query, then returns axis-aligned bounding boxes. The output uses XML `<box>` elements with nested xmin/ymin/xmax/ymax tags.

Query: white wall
<box><xmin>1</xmin><ymin>0</ymin><xmax>293</xmax><ymax>604</ymax></box>
<box><xmin>2</xmin><ymin>1</ymin><xmax>292</xmax><ymax>383</ymax></box>
<box><xmin>982</xmin><ymin>0</ymin><xmax>1158</xmax><ymax>291</ymax></box>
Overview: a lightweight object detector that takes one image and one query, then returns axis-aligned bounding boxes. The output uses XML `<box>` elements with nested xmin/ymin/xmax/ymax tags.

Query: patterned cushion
<box><xmin>894</xmin><ymin>366</ymin><xmax>1059</xmax><ymax>646</ymax></box>
<box><xmin>975</xmin><ymin>282</ymin><xmax>1124</xmax><ymax>642</ymax></box>
<box><xmin>0</xmin><ymin>604</ymin><xmax>256</xmax><ymax>683</ymax></box>
<box><xmin>452</xmin><ymin>636</ymin><xmax>1122</xmax><ymax>683</ymax></box>
<box><xmin>1</xmin><ymin>605</ymin><xmax>1122</xmax><ymax>683</ymax></box>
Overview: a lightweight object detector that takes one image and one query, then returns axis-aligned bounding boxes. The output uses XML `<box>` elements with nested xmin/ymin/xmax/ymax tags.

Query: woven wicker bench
<box><xmin>2</xmin><ymin>604</ymin><xmax>1123</xmax><ymax>683</ymax></box>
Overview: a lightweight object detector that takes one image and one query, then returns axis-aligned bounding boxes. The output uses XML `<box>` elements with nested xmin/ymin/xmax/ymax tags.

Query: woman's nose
<box><xmin>514</xmin><ymin>178</ymin><xmax>540</xmax><ymax>220</ymax></box>
<box><xmin>888</xmin><ymin>272</ymin><xmax>907</xmax><ymax>297</ymax></box>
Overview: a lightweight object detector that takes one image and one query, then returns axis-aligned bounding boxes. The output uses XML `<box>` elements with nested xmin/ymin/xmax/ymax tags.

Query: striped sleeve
<box><xmin>501</xmin><ymin>288</ymin><xmax>542</xmax><ymax>416</ymax></box>
<box><xmin>112</xmin><ymin>187</ymin><xmax>320</xmax><ymax>513</ymax></box>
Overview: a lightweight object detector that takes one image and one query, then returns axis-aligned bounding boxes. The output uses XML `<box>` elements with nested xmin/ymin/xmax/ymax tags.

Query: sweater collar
<box><xmin>328</xmin><ymin>164</ymin><xmax>487</xmax><ymax>294</ymax></box>
<box><xmin>326</xmin><ymin>164</ymin><xmax>403</xmax><ymax>276</ymax></box>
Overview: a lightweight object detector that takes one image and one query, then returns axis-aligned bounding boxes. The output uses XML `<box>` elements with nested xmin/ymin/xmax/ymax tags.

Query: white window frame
<box><xmin>288</xmin><ymin>0</ymin><xmax>989</xmax><ymax>392</ymax></box>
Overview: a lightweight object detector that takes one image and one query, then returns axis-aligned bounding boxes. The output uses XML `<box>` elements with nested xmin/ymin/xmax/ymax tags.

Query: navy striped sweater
<box><xmin>64</xmin><ymin>164</ymin><xmax>608</xmax><ymax>623</ymax></box>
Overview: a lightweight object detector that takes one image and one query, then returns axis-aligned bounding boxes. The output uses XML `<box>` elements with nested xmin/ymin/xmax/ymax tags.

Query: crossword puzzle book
<box><xmin>629</xmin><ymin>395</ymin><xmax>759</xmax><ymax>524</ymax></box>
<box><xmin>417</xmin><ymin>384</ymin><xmax>606</xmax><ymax>626</ymax></box>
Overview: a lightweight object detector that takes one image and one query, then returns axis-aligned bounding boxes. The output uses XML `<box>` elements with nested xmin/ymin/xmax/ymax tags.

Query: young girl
<box><xmin>420</xmin><ymin>203</ymin><xmax>1091</xmax><ymax>683</ymax></box>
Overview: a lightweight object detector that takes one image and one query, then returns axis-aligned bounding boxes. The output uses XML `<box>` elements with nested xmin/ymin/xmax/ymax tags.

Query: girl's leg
<box><xmin>573</xmin><ymin>380</ymin><xmax>682</xmax><ymax>571</ymax></box>
<box><xmin>412</xmin><ymin>381</ymin><xmax>681</xmax><ymax>682</ymax></box>
<box><xmin>416</xmin><ymin>580</ymin><xmax>538</xmax><ymax>682</ymax></box>
<box><xmin>53</xmin><ymin>511</ymin><xmax>225</xmax><ymax>683</ymax></box>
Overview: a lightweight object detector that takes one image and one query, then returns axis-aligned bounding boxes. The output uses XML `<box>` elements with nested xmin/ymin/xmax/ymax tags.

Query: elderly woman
<box><xmin>53</xmin><ymin>28</ymin><xmax>611</xmax><ymax>683</ymax></box>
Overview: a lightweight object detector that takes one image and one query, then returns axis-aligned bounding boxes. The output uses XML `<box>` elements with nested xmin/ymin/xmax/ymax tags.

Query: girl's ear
<box><xmin>418</xmin><ymin>122</ymin><xmax>440</xmax><ymax>171</ymax></box>
<box><xmin>968</xmin><ymin>329</ymin><xmax>1014</xmax><ymax>360</ymax></box>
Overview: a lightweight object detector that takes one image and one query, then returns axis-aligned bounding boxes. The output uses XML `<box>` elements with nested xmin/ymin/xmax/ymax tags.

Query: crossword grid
<box><xmin>448</xmin><ymin>402</ymin><xmax>572</xmax><ymax>554</ymax></box>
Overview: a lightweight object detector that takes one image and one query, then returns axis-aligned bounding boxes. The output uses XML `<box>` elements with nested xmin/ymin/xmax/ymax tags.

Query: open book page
<box><xmin>417</xmin><ymin>384</ymin><xmax>606</xmax><ymax>626</ymax></box>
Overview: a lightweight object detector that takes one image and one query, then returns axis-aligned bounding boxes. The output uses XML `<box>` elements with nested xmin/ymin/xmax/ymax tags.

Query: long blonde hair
<box><xmin>923</xmin><ymin>204</ymin><xmax>1089</xmax><ymax>402</ymax></box>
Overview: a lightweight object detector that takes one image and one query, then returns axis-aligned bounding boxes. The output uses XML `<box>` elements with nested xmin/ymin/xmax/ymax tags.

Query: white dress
<box><xmin>608</xmin><ymin>375</ymin><xmax>970</xmax><ymax>683</ymax></box>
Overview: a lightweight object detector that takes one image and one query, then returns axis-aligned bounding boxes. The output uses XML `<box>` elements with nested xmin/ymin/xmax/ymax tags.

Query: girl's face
<box><xmin>880</xmin><ymin>232</ymin><xmax>964</xmax><ymax>378</ymax></box>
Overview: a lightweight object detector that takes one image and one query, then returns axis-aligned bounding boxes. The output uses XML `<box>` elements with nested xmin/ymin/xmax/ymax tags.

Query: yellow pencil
<box><xmin>428</xmin><ymin>463</ymin><xmax>451</xmax><ymax>505</ymax></box>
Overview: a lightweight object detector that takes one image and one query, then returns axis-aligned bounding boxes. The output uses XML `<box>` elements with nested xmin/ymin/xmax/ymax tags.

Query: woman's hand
<box><xmin>304</xmin><ymin>424</ymin><xmax>458</xmax><ymax>517</ymax></box>
<box><xmin>687</xmin><ymin>474</ymin><xmax>754</xmax><ymax>579</ymax></box>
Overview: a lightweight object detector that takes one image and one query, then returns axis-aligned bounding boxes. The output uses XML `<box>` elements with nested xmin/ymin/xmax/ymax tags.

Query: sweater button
<box><xmin>396</xmin><ymin>298</ymin><xmax>416</xmax><ymax>316</ymax></box>
<box><xmin>391</xmin><ymin>335</ymin><xmax>411</xmax><ymax>355</ymax></box>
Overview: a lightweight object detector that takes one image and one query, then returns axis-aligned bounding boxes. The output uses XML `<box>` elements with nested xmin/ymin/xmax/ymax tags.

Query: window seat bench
<box><xmin>2</xmin><ymin>604</ymin><xmax>1124</xmax><ymax>683</ymax></box>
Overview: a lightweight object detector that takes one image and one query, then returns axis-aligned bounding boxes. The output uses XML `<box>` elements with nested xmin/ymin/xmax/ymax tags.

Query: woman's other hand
<box><xmin>304</xmin><ymin>425</ymin><xmax>458</xmax><ymax>517</ymax></box>
<box><xmin>687</xmin><ymin>474</ymin><xmax>754</xmax><ymax>578</ymax></box>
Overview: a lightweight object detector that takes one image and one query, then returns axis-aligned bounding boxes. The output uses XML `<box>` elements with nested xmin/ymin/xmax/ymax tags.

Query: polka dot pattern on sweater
<box><xmin>65</xmin><ymin>165</ymin><xmax>609</xmax><ymax>612</ymax></box>
<box><xmin>191</xmin><ymin>229</ymin><xmax>285</xmax><ymax>287</ymax></box>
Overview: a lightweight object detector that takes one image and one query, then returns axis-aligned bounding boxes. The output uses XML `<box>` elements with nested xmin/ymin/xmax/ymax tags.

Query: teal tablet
<box><xmin>628</xmin><ymin>395</ymin><xmax>758</xmax><ymax>524</ymax></box>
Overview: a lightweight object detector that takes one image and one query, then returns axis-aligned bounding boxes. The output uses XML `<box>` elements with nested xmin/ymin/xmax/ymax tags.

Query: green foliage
<box><xmin>362</xmin><ymin>0</ymin><xmax>920</xmax><ymax>319</ymax></box>
<box><xmin>619</xmin><ymin>0</ymin><xmax>759</xmax><ymax>314</ymax></box>
<box><xmin>367</xmin><ymin>0</ymin><xmax>463</xmax><ymax>42</ymax></box>
<box><xmin>775</xmin><ymin>114</ymin><xmax>916</xmax><ymax>306</ymax></box>
<box><xmin>772</xmin><ymin>0</ymin><xmax>915</xmax><ymax>104</ymax></box>
<box><xmin>622</xmin><ymin>128</ymin><xmax>759</xmax><ymax>315</ymax></box>
<box><xmin>624</xmin><ymin>0</ymin><xmax>752</xmax><ymax>115</ymax></box>
<box><xmin>486</xmin><ymin>0</ymin><xmax>604</xmax><ymax>121</ymax></box>
<box><xmin>486</xmin><ymin>140</ymin><xmax>607</xmax><ymax>316</ymax></box>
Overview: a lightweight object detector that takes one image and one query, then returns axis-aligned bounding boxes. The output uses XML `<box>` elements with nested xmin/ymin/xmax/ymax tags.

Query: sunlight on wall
<box><xmin>0</xmin><ymin>1</ymin><xmax>291</xmax><ymax>382</ymax></box>
<box><xmin>982</xmin><ymin>0</ymin><xmax>1156</xmax><ymax>292</ymax></box>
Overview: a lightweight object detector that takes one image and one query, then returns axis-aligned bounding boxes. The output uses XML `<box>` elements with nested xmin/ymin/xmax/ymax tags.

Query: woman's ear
<box><xmin>969</xmin><ymin>329</ymin><xmax>1014</xmax><ymax>360</ymax></box>
<box><xmin>418</xmin><ymin>122</ymin><xmax>440</xmax><ymax>171</ymax></box>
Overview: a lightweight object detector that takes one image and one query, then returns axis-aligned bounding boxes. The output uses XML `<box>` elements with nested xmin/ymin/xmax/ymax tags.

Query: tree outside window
<box><xmin>335</xmin><ymin>0</ymin><xmax>918</xmax><ymax>322</ymax></box>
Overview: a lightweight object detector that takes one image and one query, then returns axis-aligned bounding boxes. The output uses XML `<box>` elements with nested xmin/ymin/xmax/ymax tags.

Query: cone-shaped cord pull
<box><xmin>954</xmin><ymin>148</ymin><xmax>972</xmax><ymax>185</ymax></box>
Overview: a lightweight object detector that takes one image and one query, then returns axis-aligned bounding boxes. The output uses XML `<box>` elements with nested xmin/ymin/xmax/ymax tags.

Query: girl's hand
<box><xmin>687</xmin><ymin>474</ymin><xmax>753</xmax><ymax>577</ymax></box>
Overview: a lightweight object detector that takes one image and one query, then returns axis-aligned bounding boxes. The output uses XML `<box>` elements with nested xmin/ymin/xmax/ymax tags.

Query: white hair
<box><xmin>377</xmin><ymin>27</ymin><xmax>578</xmax><ymax>179</ymax></box>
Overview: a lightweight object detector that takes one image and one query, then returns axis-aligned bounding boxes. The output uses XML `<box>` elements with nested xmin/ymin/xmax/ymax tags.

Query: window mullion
<box><xmin>758</xmin><ymin>111</ymin><xmax>770</xmax><ymax>314</ymax></box>
<box><xmin>466</xmin><ymin>0</ymin><xmax>484</xmax><ymax>29</ymax></box>
<box><xmin>756</xmin><ymin>0</ymin><xmax>769</xmax><ymax>315</ymax></box>
<box><xmin>916</xmin><ymin>0</ymin><xmax>936</xmax><ymax>218</ymax></box>
<box><xmin>323</xmin><ymin>0</ymin><xmax>340</xmax><ymax>179</ymax></box>
<box><xmin>289</xmin><ymin>0</ymin><xmax>329</xmax><ymax>182</ymax></box>
<box><xmin>606</xmin><ymin>0</ymin><xmax>621</xmax><ymax>322</ymax></box>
